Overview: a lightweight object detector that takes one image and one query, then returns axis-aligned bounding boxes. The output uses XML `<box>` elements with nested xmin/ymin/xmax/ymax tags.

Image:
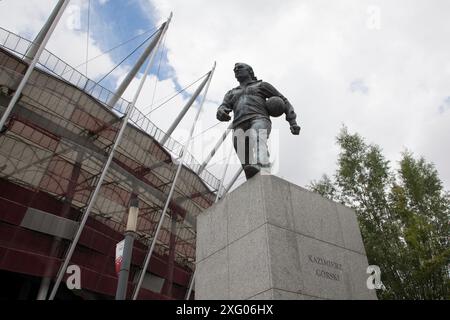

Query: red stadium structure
<box><xmin>0</xmin><ymin>22</ymin><xmax>223</xmax><ymax>300</ymax></box>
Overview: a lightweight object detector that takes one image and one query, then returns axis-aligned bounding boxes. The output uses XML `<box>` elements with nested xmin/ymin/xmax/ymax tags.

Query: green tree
<box><xmin>310</xmin><ymin>127</ymin><xmax>450</xmax><ymax>299</ymax></box>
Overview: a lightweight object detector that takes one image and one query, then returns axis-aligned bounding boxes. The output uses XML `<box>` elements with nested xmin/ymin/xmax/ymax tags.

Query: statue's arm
<box><xmin>261</xmin><ymin>83</ymin><xmax>300</xmax><ymax>133</ymax></box>
<box><xmin>217</xmin><ymin>91</ymin><xmax>233</xmax><ymax>122</ymax></box>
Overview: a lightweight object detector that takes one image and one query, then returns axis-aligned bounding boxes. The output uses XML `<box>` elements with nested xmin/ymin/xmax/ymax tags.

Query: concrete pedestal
<box><xmin>195</xmin><ymin>174</ymin><xmax>377</xmax><ymax>300</ymax></box>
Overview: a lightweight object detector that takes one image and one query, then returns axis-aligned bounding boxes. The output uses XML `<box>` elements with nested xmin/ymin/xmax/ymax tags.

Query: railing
<box><xmin>0</xmin><ymin>26</ymin><xmax>220</xmax><ymax>191</ymax></box>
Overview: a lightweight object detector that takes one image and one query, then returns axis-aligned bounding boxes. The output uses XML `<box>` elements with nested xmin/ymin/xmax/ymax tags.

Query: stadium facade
<box><xmin>0</xmin><ymin>23</ymin><xmax>222</xmax><ymax>300</ymax></box>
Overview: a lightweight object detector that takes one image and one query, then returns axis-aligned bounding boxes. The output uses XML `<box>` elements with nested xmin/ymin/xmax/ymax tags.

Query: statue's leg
<box><xmin>233</xmin><ymin>122</ymin><xmax>253</xmax><ymax>179</ymax></box>
<box><xmin>250</xmin><ymin>118</ymin><xmax>271</xmax><ymax>168</ymax></box>
<box><xmin>234</xmin><ymin>121</ymin><xmax>266</xmax><ymax>179</ymax></box>
<box><xmin>232</xmin><ymin>119</ymin><xmax>271</xmax><ymax>180</ymax></box>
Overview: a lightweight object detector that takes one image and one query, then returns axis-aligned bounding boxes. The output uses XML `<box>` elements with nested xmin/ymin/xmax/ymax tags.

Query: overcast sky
<box><xmin>1</xmin><ymin>0</ymin><xmax>449</xmax><ymax>191</ymax></box>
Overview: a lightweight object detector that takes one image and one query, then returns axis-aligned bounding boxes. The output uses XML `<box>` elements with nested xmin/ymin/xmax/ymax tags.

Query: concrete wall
<box><xmin>196</xmin><ymin>174</ymin><xmax>377</xmax><ymax>300</ymax></box>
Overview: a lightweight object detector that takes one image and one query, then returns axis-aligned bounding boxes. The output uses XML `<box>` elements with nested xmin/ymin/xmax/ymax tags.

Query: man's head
<box><xmin>234</xmin><ymin>63</ymin><xmax>257</xmax><ymax>83</ymax></box>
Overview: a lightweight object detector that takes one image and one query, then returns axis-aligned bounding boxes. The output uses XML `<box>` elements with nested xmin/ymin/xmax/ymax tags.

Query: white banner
<box><xmin>115</xmin><ymin>239</ymin><xmax>125</xmax><ymax>275</ymax></box>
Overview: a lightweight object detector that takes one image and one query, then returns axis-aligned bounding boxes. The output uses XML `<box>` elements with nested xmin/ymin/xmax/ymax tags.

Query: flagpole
<box><xmin>47</xmin><ymin>15</ymin><xmax>172</xmax><ymax>300</ymax></box>
<box><xmin>132</xmin><ymin>62</ymin><xmax>217</xmax><ymax>300</ymax></box>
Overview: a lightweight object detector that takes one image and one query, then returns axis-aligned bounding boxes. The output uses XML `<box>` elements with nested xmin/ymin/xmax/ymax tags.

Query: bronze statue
<box><xmin>217</xmin><ymin>63</ymin><xmax>300</xmax><ymax>179</ymax></box>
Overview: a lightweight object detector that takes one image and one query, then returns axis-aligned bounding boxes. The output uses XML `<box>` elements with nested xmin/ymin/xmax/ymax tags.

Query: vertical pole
<box><xmin>24</xmin><ymin>0</ymin><xmax>67</xmax><ymax>62</ymax></box>
<box><xmin>115</xmin><ymin>17</ymin><xmax>171</xmax><ymax>299</ymax></box>
<box><xmin>48</xmin><ymin>16</ymin><xmax>171</xmax><ymax>300</ymax></box>
<box><xmin>132</xmin><ymin>62</ymin><xmax>216</xmax><ymax>300</ymax></box>
<box><xmin>164</xmin><ymin>216</ymin><xmax>178</xmax><ymax>297</ymax></box>
<box><xmin>198</xmin><ymin>123</ymin><xmax>233</xmax><ymax>175</ymax></box>
<box><xmin>115</xmin><ymin>232</ymin><xmax>136</xmax><ymax>300</ymax></box>
<box><xmin>159</xmin><ymin>75</ymin><xmax>210</xmax><ymax>146</ymax></box>
<box><xmin>115</xmin><ymin>197</ymin><xmax>139</xmax><ymax>300</ymax></box>
<box><xmin>0</xmin><ymin>0</ymin><xmax>70</xmax><ymax>131</ymax></box>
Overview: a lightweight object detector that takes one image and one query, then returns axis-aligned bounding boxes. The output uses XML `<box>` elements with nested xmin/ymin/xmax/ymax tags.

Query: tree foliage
<box><xmin>310</xmin><ymin>127</ymin><xmax>450</xmax><ymax>299</ymax></box>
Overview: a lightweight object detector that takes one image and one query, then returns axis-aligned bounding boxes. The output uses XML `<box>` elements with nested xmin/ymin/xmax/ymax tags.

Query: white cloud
<box><xmin>0</xmin><ymin>0</ymin><xmax>57</xmax><ymax>36</ymax></box>
<box><xmin>0</xmin><ymin>0</ymin><xmax>122</xmax><ymax>82</ymax></box>
<box><xmin>1</xmin><ymin>0</ymin><xmax>449</xmax><ymax>191</ymax></box>
<box><xmin>141</xmin><ymin>0</ymin><xmax>450</xmax><ymax>190</ymax></box>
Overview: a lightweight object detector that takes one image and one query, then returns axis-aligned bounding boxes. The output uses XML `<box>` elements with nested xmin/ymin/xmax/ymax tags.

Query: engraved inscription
<box><xmin>308</xmin><ymin>255</ymin><xmax>342</xmax><ymax>282</ymax></box>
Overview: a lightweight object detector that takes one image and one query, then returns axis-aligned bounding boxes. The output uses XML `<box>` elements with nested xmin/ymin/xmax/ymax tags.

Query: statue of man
<box><xmin>217</xmin><ymin>63</ymin><xmax>300</xmax><ymax>179</ymax></box>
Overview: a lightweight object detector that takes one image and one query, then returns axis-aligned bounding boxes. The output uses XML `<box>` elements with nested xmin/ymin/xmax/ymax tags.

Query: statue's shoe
<box><xmin>244</xmin><ymin>165</ymin><xmax>260</xmax><ymax>179</ymax></box>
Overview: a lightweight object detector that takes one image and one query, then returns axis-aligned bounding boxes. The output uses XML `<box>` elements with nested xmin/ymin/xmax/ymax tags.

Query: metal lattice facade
<box><xmin>0</xmin><ymin>27</ymin><xmax>218</xmax><ymax>298</ymax></box>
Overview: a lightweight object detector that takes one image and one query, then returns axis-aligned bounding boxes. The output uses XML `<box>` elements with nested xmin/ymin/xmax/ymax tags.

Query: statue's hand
<box><xmin>290</xmin><ymin>124</ymin><xmax>301</xmax><ymax>135</ymax></box>
<box><xmin>217</xmin><ymin>109</ymin><xmax>231</xmax><ymax>122</ymax></box>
